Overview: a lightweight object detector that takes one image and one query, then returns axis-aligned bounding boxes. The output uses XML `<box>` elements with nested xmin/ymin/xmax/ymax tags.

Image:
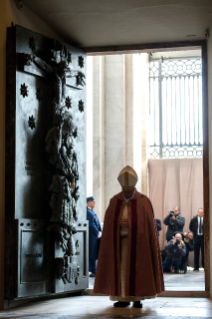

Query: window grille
<box><xmin>149</xmin><ymin>57</ymin><xmax>202</xmax><ymax>159</ymax></box>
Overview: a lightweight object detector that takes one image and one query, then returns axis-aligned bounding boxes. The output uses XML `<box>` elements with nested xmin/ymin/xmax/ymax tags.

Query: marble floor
<box><xmin>164</xmin><ymin>269</ymin><xmax>205</xmax><ymax>291</ymax></box>
<box><xmin>0</xmin><ymin>295</ymin><xmax>212</xmax><ymax>319</ymax></box>
<box><xmin>89</xmin><ymin>269</ymin><xmax>205</xmax><ymax>291</ymax></box>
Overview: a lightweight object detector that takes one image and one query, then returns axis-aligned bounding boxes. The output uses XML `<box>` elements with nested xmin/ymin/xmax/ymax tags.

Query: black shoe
<box><xmin>133</xmin><ymin>301</ymin><xmax>143</xmax><ymax>308</ymax></box>
<box><xmin>113</xmin><ymin>301</ymin><xmax>130</xmax><ymax>308</ymax></box>
<box><xmin>193</xmin><ymin>268</ymin><xmax>199</xmax><ymax>271</ymax></box>
<box><xmin>89</xmin><ymin>273</ymin><xmax>95</xmax><ymax>277</ymax></box>
<box><xmin>174</xmin><ymin>270</ymin><xmax>179</xmax><ymax>274</ymax></box>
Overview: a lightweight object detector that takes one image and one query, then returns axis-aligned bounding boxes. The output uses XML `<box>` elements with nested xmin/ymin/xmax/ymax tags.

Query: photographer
<box><xmin>162</xmin><ymin>233</ymin><xmax>186</xmax><ymax>273</ymax></box>
<box><xmin>163</xmin><ymin>206</ymin><xmax>185</xmax><ymax>242</ymax></box>
<box><xmin>180</xmin><ymin>231</ymin><xmax>194</xmax><ymax>274</ymax></box>
<box><xmin>189</xmin><ymin>208</ymin><xmax>204</xmax><ymax>271</ymax></box>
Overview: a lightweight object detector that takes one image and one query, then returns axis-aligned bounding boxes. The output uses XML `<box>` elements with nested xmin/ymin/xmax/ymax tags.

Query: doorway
<box><xmin>149</xmin><ymin>50</ymin><xmax>204</xmax><ymax>291</ymax></box>
<box><xmin>85</xmin><ymin>41</ymin><xmax>209</xmax><ymax>297</ymax></box>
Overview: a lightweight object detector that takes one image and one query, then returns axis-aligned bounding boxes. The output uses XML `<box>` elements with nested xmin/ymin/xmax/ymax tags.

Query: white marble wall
<box><xmin>86</xmin><ymin>56</ymin><xmax>94</xmax><ymax>197</ymax></box>
<box><xmin>104</xmin><ymin>55</ymin><xmax>126</xmax><ymax>210</ymax></box>
<box><xmin>93</xmin><ymin>57</ymin><xmax>105</xmax><ymax>222</ymax></box>
<box><xmin>125</xmin><ymin>55</ymin><xmax>134</xmax><ymax>167</ymax></box>
<box><xmin>92</xmin><ymin>54</ymin><xmax>149</xmax><ymax>221</ymax></box>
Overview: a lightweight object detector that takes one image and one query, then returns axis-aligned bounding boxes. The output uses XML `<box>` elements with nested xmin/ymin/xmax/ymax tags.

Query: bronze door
<box><xmin>5</xmin><ymin>25</ymin><xmax>88</xmax><ymax>299</ymax></box>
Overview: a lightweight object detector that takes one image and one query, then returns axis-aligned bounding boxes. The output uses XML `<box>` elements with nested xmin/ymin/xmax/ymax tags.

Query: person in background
<box><xmin>87</xmin><ymin>196</ymin><xmax>102</xmax><ymax>277</ymax></box>
<box><xmin>189</xmin><ymin>208</ymin><xmax>204</xmax><ymax>271</ymax></box>
<box><xmin>180</xmin><ymin>231</ymin><xmax>195</xmax><ymax>274</ymax></box>
<box><xmin>162</xmin><ymin>233</ymin><xmax>186</xmax><ymax>274</ymax></box>
<box><xmin>163</xmin><ymin>206</ymin><xmax>185</xmax><ymax>242</ymax></box>
<box><xmin>155</xmin><ymin>218</ymin><xmax>162</xmax><ymax>237</ymax></box>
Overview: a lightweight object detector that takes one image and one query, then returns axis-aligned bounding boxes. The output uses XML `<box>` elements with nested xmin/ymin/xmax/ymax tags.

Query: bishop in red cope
<box><xmin>93</xmin><ymin>165</ymin><xmax>164</xmax><ymax>308</ymax></box>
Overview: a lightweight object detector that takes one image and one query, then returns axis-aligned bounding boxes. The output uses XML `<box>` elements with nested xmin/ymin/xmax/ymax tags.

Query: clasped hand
<box><xmin>120</xmin><ymin>219</ymin><xmax>128</xmax><ymax>228</ymax></box>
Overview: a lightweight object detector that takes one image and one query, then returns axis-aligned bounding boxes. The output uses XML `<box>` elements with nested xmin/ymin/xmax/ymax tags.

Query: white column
<box><xmin>86</xmin><ymin>56</ymin><xmax>93</xmax><ymax>197</ymax></box>
<box><xmin>125</xmin><ymin>54</ymin><xmax>134</xmax><ymax>167</ymax></box>
<box><xmin>93</xmin><ymin>55</ymin><xmax>133</xmax><ymax>221</ymax></box>
<box><xmin>93</xmin><ymin>56</ymin><xmax>105</xmax><ymax>222</ymax></box>
<box><xmin>92</xmin><ymin>53</ymin><xmax>150</xmax><ymax>221</ymax></box>
<box><xmin>104</xmin><ymin>55</ymin><xmax>126</xmax><ymax>211</ymax></box>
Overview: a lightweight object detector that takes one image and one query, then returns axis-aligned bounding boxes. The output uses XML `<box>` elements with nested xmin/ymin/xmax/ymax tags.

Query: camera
<box><xmin>175</xmin><ymin>238</ymin><xmax>181</xmax><ymax>245</ymax></box>
<box><xmin>185</xmin><ymin>235</ymin><xmax>189</xmax><ymax>240</ymax></box>
<box><xmin>170</xmin><ymin>210</ymin><xmax>175</xmax><ymax>217</ymax></box>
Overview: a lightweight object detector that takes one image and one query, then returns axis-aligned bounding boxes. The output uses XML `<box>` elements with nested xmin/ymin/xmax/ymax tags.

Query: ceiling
<box><xmin>23</xmin><ymin>0</ymin><xmax>212</xmax><ymax>49</ymax></box>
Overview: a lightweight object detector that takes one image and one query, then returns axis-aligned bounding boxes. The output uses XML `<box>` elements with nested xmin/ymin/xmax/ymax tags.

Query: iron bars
<box><xmin>149</xmin><ymin>57</ymin><xmax>202</xmax><ymax>159</ymax></box>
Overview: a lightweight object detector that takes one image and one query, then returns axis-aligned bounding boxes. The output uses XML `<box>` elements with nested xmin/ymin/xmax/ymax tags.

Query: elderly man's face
<box><xmin>174</xmin><ymin>207</ymin><xmax>180</xmax><ymax>215</ymax></box>
<box><xmin>197</xmin><ymin>209</ymin><xmax>204</xmax><ymax>218</ymax></box>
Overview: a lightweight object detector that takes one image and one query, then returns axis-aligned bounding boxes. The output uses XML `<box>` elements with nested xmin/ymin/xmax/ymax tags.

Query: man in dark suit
<box><xmin>163</xmin><ymin>206</ymin><xmax>185</xmax><ymax>242</ymax></box>
<box><xmin>189</xmin><ymin>208</ymin><xmax>204</xmax><ymax>271</ymax></box>
<box><xmin>87</xmin><ymin>196</ymin><xmax>102</xmax><ymax>277</ymax></box>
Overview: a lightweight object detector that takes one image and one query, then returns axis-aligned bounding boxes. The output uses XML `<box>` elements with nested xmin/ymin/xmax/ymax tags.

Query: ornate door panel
<box><xmin>5</xmin><ymin>25</ymin><xmax>88</xmax><ymax>299</ymax></box>
<box><xmin>17</xmin><ymin>219</ymin><xmax>50</xmax><ymax>298</ymax></box>
<box><xmin>54</xmin><ymin>221</ymin><xmax>88</xmax><ymax>293</ymax></box>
